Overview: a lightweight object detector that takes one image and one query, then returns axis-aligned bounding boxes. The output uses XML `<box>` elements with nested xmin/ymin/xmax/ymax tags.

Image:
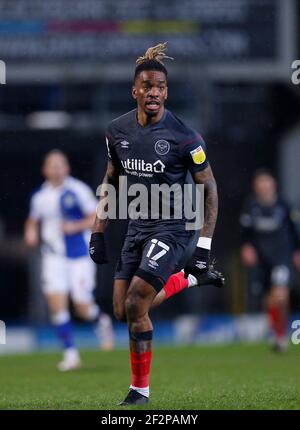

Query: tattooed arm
<box><xmin>192</xmin><ymin>165</ymin><xmax>218</xmax><ymax>239</ymax></box>
<box><xmin>92</xmin><ymin>160</ymin><xmax>120</xmax><ymax>234</ymax></box>
<box><xmin>184</xmin><ymin>165</ymin><xmax>223</xmax><ymax>284</ymax></box>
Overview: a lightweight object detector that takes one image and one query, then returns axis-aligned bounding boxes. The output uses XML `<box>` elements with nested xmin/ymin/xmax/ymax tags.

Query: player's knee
<box><xmin>125</xmin><ymin>277</ymin><xmax>153</xmax><ymax>322</ymax></box>
<box><xmin>125</xmin><ymin>287</ymin><xmax>147</xmax><ymax>322</ymax></box>
<box><xmin>73</xmin><ymin>306</ymin><xmax>88</xmax><ymax>320</ymax></box>
<box><xmin>113</xmin><ymin>303</ymin><xmax>127</xmax><ymax>322</ymax></box>
<box><xmin>270</xmin><ymin>288</ymin><xmax>288</xmax><ymax>308</ymax></box>
<box><xmin>113</xmin><ymin>294</ymin><xmax>127</xmax><ymax>322</ymax></box>
<box><xmin>125</xmin><ymin>293</ymin><xmax>140</xmax><ymax>320</ymax></box>
<box><xmin>275</xmin><ymin>292</ymin><xmax>288</xmax><ymax>308</ymax></box>
<box><xmin>50</xmin><ymin>309</ymin><xmax>70</xmax><ymax>326</ymax></box>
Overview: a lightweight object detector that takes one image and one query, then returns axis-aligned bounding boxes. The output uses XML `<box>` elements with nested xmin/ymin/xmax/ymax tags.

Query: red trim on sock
<box><xmin>163</xmin><ymin>272</ymin><xmax>189</xmax><ymax>299</ymax></box>
<box><xmin>130</xmin><ymin>351</ymin><xmax>152</xmax><ymax>388</ymax></box>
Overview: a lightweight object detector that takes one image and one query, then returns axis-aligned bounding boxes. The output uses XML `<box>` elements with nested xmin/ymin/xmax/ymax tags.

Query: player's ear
<box><xmin>132</xmin><ymin>85</ymin><xmax>137</xmax><ymax>100</ymax></box>
<box><xmin>165</xmin><ymin>86</ymin><xmax>168</xmax><ymax>100</ymax></box>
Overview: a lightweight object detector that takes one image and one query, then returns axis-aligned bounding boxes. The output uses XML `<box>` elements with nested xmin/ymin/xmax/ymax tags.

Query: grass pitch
<box><xmin>0</xmin><ymin>343</ymin><xmax>300</xmax><ymax>410</ymax></box>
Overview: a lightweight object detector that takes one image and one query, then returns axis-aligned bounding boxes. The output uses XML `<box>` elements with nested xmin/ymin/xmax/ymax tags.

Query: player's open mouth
<box><xmin>145</xmin><ymin>101</ymin><xmax>160</xmax><ymax>110</ymax></box>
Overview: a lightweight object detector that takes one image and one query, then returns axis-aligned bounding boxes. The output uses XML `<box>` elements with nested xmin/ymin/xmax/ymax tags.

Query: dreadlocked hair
<box><xmin>134</xmin><ymin>42</ymin><xmax>173</xmax><ymax>81</ymax></box>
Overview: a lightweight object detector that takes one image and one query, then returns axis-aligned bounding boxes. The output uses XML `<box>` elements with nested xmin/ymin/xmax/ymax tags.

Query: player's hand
<box><xmin>89</xmin><ymin>232</ymin><xmax>108</xmax><ymax>264</ymax></box>
<box><xmin>184</xmin><ymin>246</ymin><xmax>210</xmax><ymax>278</ymax></box>
<box><xmin>195</xmin><ymin>264</ymin><xmax>225</xmax><ymax>288</ymax></box>
<box><xmin>240</xmin><ymin>244</ymin><xmax>257</xmax><ymax>267</ymax></box>
<box><xmin>24</xmin><ymin>228</ymin><xmax>39</xmax><ymax>248</ymax></box>
<box><xmin>184</xmin><ymin>247</ymin><xmax>225</xmax><ymax>288</ymax></box>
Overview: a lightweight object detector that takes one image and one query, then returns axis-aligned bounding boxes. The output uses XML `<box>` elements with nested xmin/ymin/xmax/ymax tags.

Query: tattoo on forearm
<box><xmin>193</xmin><ymin>167</ymin><xmax>218</xmax><ymax>239</ymax></box>
<box><xmin>92</xmin><ymin>162</ymin><xmax>120</xmax><ymax>233</ymax></box>
<box><xmin>201</xmin><ymin>178</ymin><xmax>218</xmax><ymax>238</ymax></box>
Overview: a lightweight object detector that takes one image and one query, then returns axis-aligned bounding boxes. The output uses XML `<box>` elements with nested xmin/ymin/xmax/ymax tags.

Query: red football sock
<box><xmin>130</xmin><ymin>351</ymin><xmax>152</xmax><ymax>388</ymax></box>
<box><xmin>268</xmin><ymin>305</ymin><xmax>278</xmax><ymax>330</ymax></box>
<box><xmin>163</xmin><ymin>272</ymin><xmax>189</xmax><ymax>299</ymax></box>
<box><xmin>268</xmin><ymin>305</ymin><xmax>288</xmax><ymax>338</ymax></box>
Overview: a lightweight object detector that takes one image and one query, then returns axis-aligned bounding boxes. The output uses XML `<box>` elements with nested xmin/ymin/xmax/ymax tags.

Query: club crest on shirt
<box><xmin>155</xmin><ymin>140</ymin><xmax>170</xmax><ymax>156</ymax></box>
<box><xmin>62</xmin><ymin>194</ymin><xmax>75</xmax><ymax>208</ymax></box>
<box><xmin>190</xmin><ymin>145</ymin><xmax>206</xmax><ymax>164</ymax></box>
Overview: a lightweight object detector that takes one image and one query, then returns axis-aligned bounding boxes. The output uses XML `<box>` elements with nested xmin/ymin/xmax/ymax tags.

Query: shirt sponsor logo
<box><xmin>190</xmin><ymin>145</ymin><xmax>206</xmax><ymax>165</ymax></box>
<box><xmin>121</xmin><ymin>159</ymin><xmax>165</xmax><ymax>177</ymax></box>
<box><xmin>155</xmin><ymin>139</ymin><xmax>170</xmax><ymax>155</ymax></box>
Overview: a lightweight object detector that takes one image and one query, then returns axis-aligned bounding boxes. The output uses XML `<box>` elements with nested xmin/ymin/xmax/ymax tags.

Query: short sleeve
<box><xmin>75</xmin><ymin>182</ymin><xmax>98</xmax><ymax>216</ymax></box>
<box><xmin>181</xmin><ymin>131</ymin><xmax>209</xmax><ymax>173</ymax></box>
<box><xmin>105</xmin><ymin>126</ymin><xmax>119</xmax><ymax>166</ymax></box>
<box><xmin>29</xmin><ymin>193</ymin><xmax>42</xmax><ymax>221</ymax></box>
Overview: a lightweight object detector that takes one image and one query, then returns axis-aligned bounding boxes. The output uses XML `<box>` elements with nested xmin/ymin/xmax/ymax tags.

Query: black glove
<box><xmin>89</xmin><ymin>232</ymin><xmax>108</xmax><ymax>264</ymax></box>
<box><xmin>184</xmin><ymin>247</ymin><xmax>225</xmax><ymax>288</ymax></box>
<box><xmin>195</xmin><ymin>264</ymin><xmax>225</xmax><ymax>288</ymax></box>
<box><xmin>184</xmin><ymin>246</ymin><xmax>210</xmax><ymax>278</ymax></box>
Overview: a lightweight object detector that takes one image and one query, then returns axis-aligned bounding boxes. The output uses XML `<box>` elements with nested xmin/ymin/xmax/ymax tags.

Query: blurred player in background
<box><xmin>24</xmin><ymin>150</ymin><xmax>114</xmax><ymax>371</ymax></box>
<box><xmin>240</xmin><ymin>169</ymin><xmax>300</xmax><ymax>352</ymax></box>
<box><xmin>89</xmin><ymin>43</ymin><xmax>223</xmax><ymax>405</ymax></box>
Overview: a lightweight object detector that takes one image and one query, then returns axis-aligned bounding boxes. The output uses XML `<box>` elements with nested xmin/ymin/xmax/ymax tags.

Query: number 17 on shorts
<box><xmin>146</xmin><ymin>239</ymin><xmax>170</xmax><ymax>270</ymax></box>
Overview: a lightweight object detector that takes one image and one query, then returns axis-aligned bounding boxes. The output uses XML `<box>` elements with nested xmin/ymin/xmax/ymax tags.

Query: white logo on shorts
<box><xmin>148</xmin><ymin>260</ymin><xmax>159</xmax><ymax>269</ymax></box>
<box><xmin>146</xmin><ymin>239</ymin><xmax>170</xmax><ymax>269</ymax></box>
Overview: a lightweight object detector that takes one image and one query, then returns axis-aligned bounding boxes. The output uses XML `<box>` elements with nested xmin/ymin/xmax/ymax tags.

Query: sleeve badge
<box><xmin>190</xmin><ymin>145</ymin><xmax>206</xmax><ymax>164</ymax></box>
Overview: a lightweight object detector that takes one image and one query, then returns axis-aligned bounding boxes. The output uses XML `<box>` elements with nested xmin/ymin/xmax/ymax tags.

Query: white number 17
<box><xmin>146</xmin><ymin>239</ymin><xmax>170</xmax><ymax>261</ymax></box>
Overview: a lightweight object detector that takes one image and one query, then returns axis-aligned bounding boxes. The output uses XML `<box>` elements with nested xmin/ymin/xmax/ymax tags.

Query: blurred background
<box><xmin>0</xmin><ymin>0</ymin><xmax>300</xmax><ymax>351</ymax></box>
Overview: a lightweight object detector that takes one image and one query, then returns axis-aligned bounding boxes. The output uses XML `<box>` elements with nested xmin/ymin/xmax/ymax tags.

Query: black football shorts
<box><xmin>114</xmin><ymin>221</ymin><xmax>198</xmax><ymax>290</ymax></box>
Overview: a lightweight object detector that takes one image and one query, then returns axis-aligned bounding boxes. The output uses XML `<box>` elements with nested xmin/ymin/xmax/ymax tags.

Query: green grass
<box><xmin>0</xmin><ymin>343</ymin><xmax>300</xmax><ymax>410</ymax></box>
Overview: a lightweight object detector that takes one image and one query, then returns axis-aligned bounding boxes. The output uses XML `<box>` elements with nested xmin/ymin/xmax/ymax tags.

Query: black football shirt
<box><xmin>105</xmin><ymin>108</ymin><xmax>209</xmax><ymax>228</ymax></box>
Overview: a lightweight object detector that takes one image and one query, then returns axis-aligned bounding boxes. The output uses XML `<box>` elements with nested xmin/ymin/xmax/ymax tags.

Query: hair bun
<box><xmin>136</xmin><ymin>42</ymin><xmax>174</xmax><ymax>66</ymax></box>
